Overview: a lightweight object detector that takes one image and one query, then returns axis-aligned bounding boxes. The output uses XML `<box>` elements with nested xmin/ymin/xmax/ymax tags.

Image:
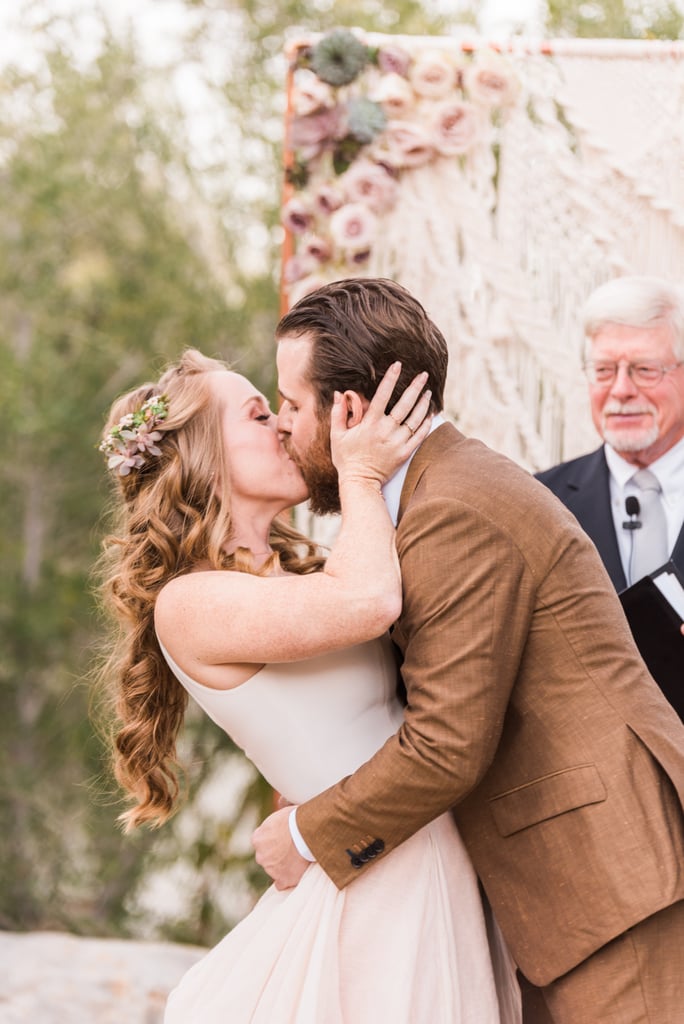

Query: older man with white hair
<box><xmin>537</xmin><ymin>274</ymin><xmax>684</xmax><ymax>709</ymax></box>
<box><xmin>538</xmin><ymin>275</ymin><xmax>684</xmax><ymax>586</ymax></box>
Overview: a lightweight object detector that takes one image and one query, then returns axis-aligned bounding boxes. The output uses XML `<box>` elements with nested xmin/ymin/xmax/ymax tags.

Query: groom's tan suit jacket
<box><xmin>297</xmin><ymin>424</ymin><xmax>684</xmax><ymax>987</ymax></box>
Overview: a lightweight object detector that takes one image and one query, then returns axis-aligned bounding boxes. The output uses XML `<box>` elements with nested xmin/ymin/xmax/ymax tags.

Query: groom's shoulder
<box><xmin>423</xmin><ymin>422</ymin><xmax>530</xmax><ymax>481</ymax></box>
<box><xmin>415</xmin><ymin>423</ymin><xmax>559</xmax><ymax>510</ymax></box>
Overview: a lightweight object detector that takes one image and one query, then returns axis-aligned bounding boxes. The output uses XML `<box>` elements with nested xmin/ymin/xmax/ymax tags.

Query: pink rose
<box><xmin>409</xmin><ymin>50</ymin><xmax>457</xmax><ymax>99</ymax></box>
<box><xmin>431</xmin><ymin>100</ymin><xmax>481</xmax><ymax>156</ymax></box>
<box><xmin>284</xmin><ymin>253</ymin><xmax>318</xmax><ymax>284</ymax></box>
<box><xmin>345</xmin><ymin>248</ymin><xmax>371</xmax><ymax>268</ymax></box>
<box><xmin>314</xmin><ymin>183</ymin><xmax>345</xmax><ymax>215</ymax></box>
<box><xmin>329</xmin><ymin>202</ymin><xmax>378</xmax><ymax>253</ymax></box>
<box><xmin>370</xmin><ymin>72</ymin><xmax>415</xmax><ymax>119</ymax></box>
<box><xmin>289</xmin><ymin>106</ymin><xmax>344</xmax><ymax>161</ymax></box>
<box><xmin>376</xmin><ymin>120</ymin><xmax>434</xmax><ymax>169</ymax></box>
<box><xmin>302</xmin><ymin>235</ymin><xmax>333</xmax><ymax>263</ymax></box>
<box><xmin>292</xmin><ymin>69</ymin><xmax>335</xmax><ymax>117</ymax></box>
<box><xmin>282</xmin><ymin>196</ymin><xmax>314</xmax><ymax>235</ymax></box>
<box><xmin>377</xmin><ymin>44</ymin><xmax>412</xmax><ymax>78</ymax></box>
<box><xmin>464</xmin><ymin>54</ymin><xmax>520</xmax><ymax>108</ymax></box>
<box><xmin>340</xmin><ymin>159</ymin><xmax>398</xmax><ymax>214</ymax></box>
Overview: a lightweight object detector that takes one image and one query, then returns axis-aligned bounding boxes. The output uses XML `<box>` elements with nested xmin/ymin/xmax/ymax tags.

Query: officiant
<box><xmin>536</xmin><ymin>275</ymin><xmax>684</xmax><ymax>716</ymax></box>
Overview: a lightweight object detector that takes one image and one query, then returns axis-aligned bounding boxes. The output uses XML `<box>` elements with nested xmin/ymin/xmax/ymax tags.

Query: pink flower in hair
<box><xmin>134</xmin><ymin>429</ymin><xmax>164</xmax><ymax>455</ymax></box>
<box><xmin>100</xmin><ymin>395</ymin><xmax>169</xmax><ymax>477</ymax></box>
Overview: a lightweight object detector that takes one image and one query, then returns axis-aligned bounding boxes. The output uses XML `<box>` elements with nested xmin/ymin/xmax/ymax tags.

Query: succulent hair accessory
<box><xmin>100</xmin><ymin>395</ymin><xmax>169</xmax><ymax>476</ymax></box>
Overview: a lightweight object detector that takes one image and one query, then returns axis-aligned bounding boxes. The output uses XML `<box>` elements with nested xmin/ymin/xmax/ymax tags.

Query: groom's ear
<box><xmin>341</xmin><ymin>390</ymin><xmax>369</xmax><ymax>426</ymax></box>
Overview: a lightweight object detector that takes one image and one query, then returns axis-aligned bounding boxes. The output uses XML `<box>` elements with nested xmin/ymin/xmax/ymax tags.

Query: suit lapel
<box><xmin>554</xmin><ymin>449</ymin><xmax>627</xmax><ymax>590</ymax></box>
<box><xmin>671</xmin><ymin>520</ymin><xmax>684</xmax><ymax>574</ymax></box>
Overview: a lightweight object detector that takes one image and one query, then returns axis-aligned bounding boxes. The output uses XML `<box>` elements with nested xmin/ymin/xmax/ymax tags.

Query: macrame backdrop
<box><xmin>281</xmin><ymin>33</ymin><xmax>684</xmax><ymax>480</ymax></box>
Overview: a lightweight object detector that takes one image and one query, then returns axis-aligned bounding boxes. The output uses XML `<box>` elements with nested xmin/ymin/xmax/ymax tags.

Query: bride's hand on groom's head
<box><xmin>331</xmin><ymin>362</ymin><xmax>433</xmax><ymax>487</ymax></box>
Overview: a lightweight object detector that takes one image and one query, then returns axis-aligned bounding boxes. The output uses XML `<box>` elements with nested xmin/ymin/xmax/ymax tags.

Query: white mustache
<box><xmin>603</xmin><ymin>402</ymin><xmax>655</xmax><ymax>416</ymax></box>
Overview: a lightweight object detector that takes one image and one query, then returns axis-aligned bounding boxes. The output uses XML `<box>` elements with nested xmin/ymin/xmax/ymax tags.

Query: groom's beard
<box><xmin>284</xmin><ymin>418</ymin><xmax>341</xmax><ymax>516</ymax></box>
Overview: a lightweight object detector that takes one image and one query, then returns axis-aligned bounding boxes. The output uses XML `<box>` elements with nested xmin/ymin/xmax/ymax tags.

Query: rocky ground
<box><xmin>0</xmin><ymin>930</ymin><xmax>206</xmax><ymax>1023</ymax></box>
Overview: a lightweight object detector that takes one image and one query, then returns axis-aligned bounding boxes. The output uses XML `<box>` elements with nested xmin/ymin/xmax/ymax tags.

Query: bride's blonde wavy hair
<box><xmin>95</xmin><ymin>348</ymin><xmax>324</xmax><ymax>831</ymax></box>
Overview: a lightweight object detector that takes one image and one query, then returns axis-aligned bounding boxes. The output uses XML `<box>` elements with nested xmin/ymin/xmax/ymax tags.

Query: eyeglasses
<box><xmin>583</xmin><ymin>360</ymin><xmax>684</xmax><ymax>388</ymax></box>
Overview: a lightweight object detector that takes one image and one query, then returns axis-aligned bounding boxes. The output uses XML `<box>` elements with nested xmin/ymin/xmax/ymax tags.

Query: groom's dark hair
<box><xmin>275</xmin><ymin>277</ymin><xmax>448</xmax><ymax>415</ymax></box>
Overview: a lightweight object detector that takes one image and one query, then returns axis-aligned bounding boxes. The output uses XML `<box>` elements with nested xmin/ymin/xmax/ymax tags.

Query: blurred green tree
<box><xmin>0</xmin><ymin>20</ymin><xmax>255</xmax><ymax>937</ymax></box>
<box><xmin>544</xmin><ymin>0</ymin><xmax>683</xmax><ymax>37</ymax></box>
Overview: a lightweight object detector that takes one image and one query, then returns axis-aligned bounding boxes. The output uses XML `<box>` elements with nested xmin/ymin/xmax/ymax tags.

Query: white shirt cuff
<box><xmin>288</xmin><ymin>808</ymin><xmax>316</xmax><ymax>862</ymax></box>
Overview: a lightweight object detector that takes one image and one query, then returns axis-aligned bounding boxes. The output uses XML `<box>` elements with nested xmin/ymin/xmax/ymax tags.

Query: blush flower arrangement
<box><xmin>100</xmin><ymin>395</ymin><xmax>169</xmax><ymax>476</ymax></box>
<box><xmin>282</xmin><ymin>28</ymin><xmax>521</xmax><ymax>304</ymax></box>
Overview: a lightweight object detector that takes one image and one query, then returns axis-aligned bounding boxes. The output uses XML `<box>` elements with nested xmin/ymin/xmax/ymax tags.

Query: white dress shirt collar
<box><xmin>382</xmin><ymin>414</ymin><xmax>446</xmax><ymax>527</ymax></box>
<box><xmin>604</xmin><ymin>434</ymin><xmax>684</xmax><ymax>497</ymax></box>
<box><xmin>604</xmin><ymin>434</ymin><xmax>684</xmax><ymax>561</ymax></box>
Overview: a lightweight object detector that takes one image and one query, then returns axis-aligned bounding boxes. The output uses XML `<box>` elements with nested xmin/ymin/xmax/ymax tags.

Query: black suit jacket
<box><xmin>536</xmin><ymin>446</ymin><xmax>684</xmax><ymax>590</ymax></box>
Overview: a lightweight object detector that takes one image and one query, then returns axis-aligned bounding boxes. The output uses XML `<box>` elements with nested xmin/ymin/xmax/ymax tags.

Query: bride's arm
<box><xmin>155</xmin><ymin>363</ymin><xmax>431</xmax><ymax>671</ymax></box>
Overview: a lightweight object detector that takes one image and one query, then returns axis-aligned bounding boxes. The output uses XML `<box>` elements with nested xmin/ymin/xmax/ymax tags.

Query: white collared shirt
<box><xmin>382</xmin><ymin>413</ymin><xmax>446</xmax><ymax>526</ymax></box>
<box><xmin>605</xmin><ymin>434</ymin><xmax>684</xmax><ymax>577</ymax></box>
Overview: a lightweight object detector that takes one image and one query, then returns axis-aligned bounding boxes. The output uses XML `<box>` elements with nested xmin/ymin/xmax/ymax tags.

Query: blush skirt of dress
<box><xmin>163</xmin><ymin>813</ymin><xmax>521</xmax><ymax>1024</ymax></box>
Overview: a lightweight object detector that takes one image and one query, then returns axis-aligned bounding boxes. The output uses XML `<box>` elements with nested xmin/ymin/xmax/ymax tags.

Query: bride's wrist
<box><xmin>337</xmin><ymin>470</ymin><xmax>384</xmax><ymax>492</ymax></box>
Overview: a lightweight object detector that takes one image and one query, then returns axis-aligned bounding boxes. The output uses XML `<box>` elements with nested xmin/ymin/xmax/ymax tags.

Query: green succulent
<box><xmin>347</xmin><ymin>97</ymin><xmax>387</xmax><ymax>144</ymax></box>
<box><xmin>310</xmin><ymin>29</ymin><xmax>370</xmax><ymax>87</ymax></box>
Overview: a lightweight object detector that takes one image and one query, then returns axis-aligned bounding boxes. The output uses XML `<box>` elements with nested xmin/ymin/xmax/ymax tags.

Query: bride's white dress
<box><xmin>160</xmin><ymin>636</ymin><xmax>521</xmax><ymax>1024</ymax></box>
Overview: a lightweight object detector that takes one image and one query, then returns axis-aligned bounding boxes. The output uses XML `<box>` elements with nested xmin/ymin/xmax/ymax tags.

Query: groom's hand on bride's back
<box><xmin>252</xmin><ymin>806</ymin><xmax>309</xmax><ymax>890</ymax></box>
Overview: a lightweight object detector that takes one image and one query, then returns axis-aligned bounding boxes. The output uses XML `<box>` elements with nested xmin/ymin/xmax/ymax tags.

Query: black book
<box><xmin>619</xmin><ymin>560</ymin><xmax>684</xmax><ymax>722</ymax></box>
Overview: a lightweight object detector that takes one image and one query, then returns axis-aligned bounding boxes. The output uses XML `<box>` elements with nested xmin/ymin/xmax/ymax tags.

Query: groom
<box><xmin>253</xmin><ymin>277</ymin><xmax>684</xmax><ymax>1023</ymax></box>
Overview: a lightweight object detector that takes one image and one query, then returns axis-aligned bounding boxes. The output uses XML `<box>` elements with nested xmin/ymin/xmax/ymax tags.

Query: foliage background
<box><xmin>1</xmin><ymin>0</ymin><xmax>681</xmax><ymax>947</ymax></box>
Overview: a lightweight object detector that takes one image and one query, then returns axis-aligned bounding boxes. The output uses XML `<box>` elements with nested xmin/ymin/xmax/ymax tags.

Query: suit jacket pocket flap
<box><xmin>490</xmin><ymin>764</ymin><xmax>606</xmax><ymax>837</ymax></box>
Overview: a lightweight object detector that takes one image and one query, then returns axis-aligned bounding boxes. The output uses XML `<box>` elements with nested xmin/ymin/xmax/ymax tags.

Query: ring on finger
<box><xmin>404</xmin><ymin>422</ymin><xmax>416</xmax><ymax>436</ymax></box>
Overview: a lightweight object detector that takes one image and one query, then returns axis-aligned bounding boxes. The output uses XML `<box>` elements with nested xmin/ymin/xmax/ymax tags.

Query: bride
<box><xmin>97</xmin><ymin>348</ymin><xmax>520</xmax><ymax>1023</ymax></box>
